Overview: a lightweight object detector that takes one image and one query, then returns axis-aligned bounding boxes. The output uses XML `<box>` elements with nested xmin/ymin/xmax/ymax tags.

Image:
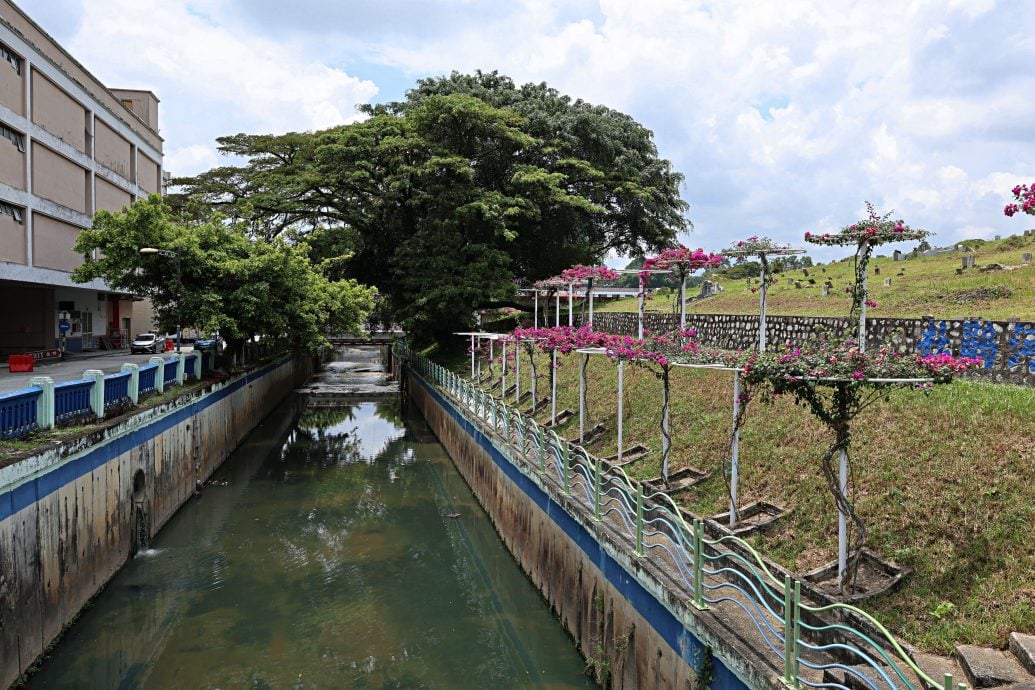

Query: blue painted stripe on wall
<box><xmin>414</xmin><ymin>374</ymin><xmax>749</xmax><ymax>690</ymax></box>
<box><xmin>0</xmin><ymin>358</ymin><xmax>291</xmax><ymax>523</ymax></box>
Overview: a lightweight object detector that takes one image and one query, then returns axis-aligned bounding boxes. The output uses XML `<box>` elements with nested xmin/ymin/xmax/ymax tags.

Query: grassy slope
<box><xmin>598</xmin><ymin>234</ymin><xmax>1035</xmax><ymax>321</ymax></box>
<box><xmin>434</xmin><ymin>345</ymin><xmax>1035</xmax><ymax>654</ymax></box>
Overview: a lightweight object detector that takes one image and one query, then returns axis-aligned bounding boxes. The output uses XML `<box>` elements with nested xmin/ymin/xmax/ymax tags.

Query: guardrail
<box><xmin>0</xmin><ymin>353</ymin><xmax>201</xmax><ymax>441</ymax></box>
<box><xmin>54</xmin><ymin>379</ymin><xmax>94</xmax><ymax>425</ymax></box>
<box><xmin>0</xmin><ymin>387</ymin><xmax>41</xmax><ymax>439</ymax></box>
<box><xmin>394</xmin><ymin>340</ymin><xmax>961</xmax><ymax>690</ymax></box>
<box><xmin>103</xmin><ymin>371</ymin><xmax>131</xmax><ymax>411</ymax></box>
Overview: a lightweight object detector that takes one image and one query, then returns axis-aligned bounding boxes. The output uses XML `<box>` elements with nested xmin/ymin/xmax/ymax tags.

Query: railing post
<box><xmin>121</xmin><ymin>363</ymin><xmax>140</xmax><ymax>404</ymax></box>
<box><xmin>783</xmin><ymin>576</ymin><xmax>794</xmax><ymax>686</ymax></box>
<box><xmin>176</xmin><ymin>353</ymin><xmax>186</xmax><ymax>385</ymax></box>
<box><xmin>635</xmin><ymin>483</ymin><xmax>644</xmax><ymax>557</ymax></box>
<box><xmin>593</xmin><ymin>454</ymin><xmax>602</xmax><ymax>520</ymax></box>
<box><xmin>536</xmin><ymin>425</ymin><xmax>546</xmax><ymax>472</ymax></box>
<box><xmin>150</xmin><ymin>356</ymin><xmax>166</xmax><ymax>392</ymax></box>
<box><xmin>29</xmin><ymin>376</ymin><xmax>54</xmax><ymax>430</ymax></box>
<box><xmin>692</xmin><ymin>519</ymin><xmax>707</xmax><ymax>610</ymax></box>
<box><xmin>793</xmin><ymin>580</ymin><xmax>801</xmax><ymax>688</ymax></box>
<box><xmin>560</xmin><ymin>439</ymin><xmax>570</xmax><ymax>495</ymax></box>
<box><xmin>83</xmin><ymin>369</ymin><xmax>105</xmax><ymax>418</ymax></box>
<box><xmin>191</xmin><ymin>353</ymin><xmax>201</xmax><ymax>379</ymax></box>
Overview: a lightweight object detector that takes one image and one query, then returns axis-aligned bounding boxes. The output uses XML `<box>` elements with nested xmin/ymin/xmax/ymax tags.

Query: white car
<box><xmin>130</xmin><ymin>333</ymin><xmax>163</xmax><ymax>354</ymax></box>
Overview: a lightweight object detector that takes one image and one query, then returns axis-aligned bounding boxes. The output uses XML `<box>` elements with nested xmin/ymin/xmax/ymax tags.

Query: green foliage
<box><xmin>175</xmin><ymin>71</ymin><xmax>689</xmax><ymax>343</ymax></box>
<box><xmin>72</xmin><ymin>196</ymin><xmax>375</xmax><ymax>354</ymax></box>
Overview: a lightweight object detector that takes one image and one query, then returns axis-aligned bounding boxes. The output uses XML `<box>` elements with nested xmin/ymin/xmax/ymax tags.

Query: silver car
<box><xmin>130</xmin><ymin>333</ymin><xmax>162</xmax><ymax>354</ymax></box>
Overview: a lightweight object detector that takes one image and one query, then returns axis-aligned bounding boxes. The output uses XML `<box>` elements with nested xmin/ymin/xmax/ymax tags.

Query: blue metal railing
<box><xmin>394</xmin><ymin>341</ymin><xmax>953</xmax><ymax>690</ymax></box>
<box><xmin>103</xmin><ymin>371</ymin><xmax>131</xmax><ymax>410</ymax></box>
<box><xmin>138</xmin><ymin>364</ymin><xmax>158</xmax><ymax>397</ymax></box>
<box><xmin>54</xmin><ymin>379</ymin><xmax>94</xmax><ymax>425</ymax></box>
<box><xmin>163</xmin><ymin>359</ymin><xmax>179</xmax><ymax>387</ymax></box>
<box><xmin>0</xmin><ymin>386</ymin><xmax>41</xmax><ymax>439</ymax></box>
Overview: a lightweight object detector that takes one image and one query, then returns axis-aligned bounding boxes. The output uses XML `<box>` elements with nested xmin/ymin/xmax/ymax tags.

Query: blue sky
<box><xmin>18</xmin><ymin>0</ymin><xmax>1035</xmax><ymax>263</ymax></box>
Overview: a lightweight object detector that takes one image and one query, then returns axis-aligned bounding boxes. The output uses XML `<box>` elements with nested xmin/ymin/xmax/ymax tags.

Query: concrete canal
<box><xmin>22</xmin><ymin>349</ymin><xmax>594</xmax><ymax>688</ymax></box>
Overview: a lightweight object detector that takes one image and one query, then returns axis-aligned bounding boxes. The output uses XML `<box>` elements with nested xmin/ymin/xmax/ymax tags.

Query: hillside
<box><xmin>598</xmin><ymin>233</ymin><xmax>1035</xmax><ymax>321</ymax></box>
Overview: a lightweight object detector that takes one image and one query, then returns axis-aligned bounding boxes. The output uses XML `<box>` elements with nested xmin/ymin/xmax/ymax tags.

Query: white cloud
<box><xmin>16</xmin><ymin>0</ymin><xmax>1035</xmax><ymax>249</ymax></box>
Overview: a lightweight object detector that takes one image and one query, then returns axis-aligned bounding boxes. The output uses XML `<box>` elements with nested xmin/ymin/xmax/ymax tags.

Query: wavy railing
<box><xmin>396</xmin><ymin>341</ymin><xmax>961</xmax><ymax>690</ymax></box>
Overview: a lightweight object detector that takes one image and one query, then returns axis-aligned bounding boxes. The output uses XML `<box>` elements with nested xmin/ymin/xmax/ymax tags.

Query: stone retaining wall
<box><xmin>577</xmin><ymin>313</ymin><xmax>1035</xmax><ymax>386</ymax></box>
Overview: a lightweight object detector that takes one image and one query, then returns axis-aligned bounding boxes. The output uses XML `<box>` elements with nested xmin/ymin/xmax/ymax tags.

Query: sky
<box><xmin>17</xmin><ymin>0</ymin><xmax>1035</xmax><ymax>263</ymax></box>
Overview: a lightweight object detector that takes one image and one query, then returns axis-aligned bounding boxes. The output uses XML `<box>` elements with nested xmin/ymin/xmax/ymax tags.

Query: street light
<box><xmin>139</xmin><ymin>247</ymin><xmax>182</xmax><ymax>353</ymax></box>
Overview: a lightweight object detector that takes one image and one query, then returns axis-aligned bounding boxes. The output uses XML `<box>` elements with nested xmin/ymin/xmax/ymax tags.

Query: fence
<box><xmin>0</xmin><ymin>353</ymin><xmax>201</xmax><ymax>440</ymax></box>
<box><xmin>0</xmin><ymin>387</ymin><xmax>41</xmax><ymax>439</ymax></box>
<box><xmin>395</xmin><ymin>341</ymin><xmax>962</xmax><ymax>690</ymax></box>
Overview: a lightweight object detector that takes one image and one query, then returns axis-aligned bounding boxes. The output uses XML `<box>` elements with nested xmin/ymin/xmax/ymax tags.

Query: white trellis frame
<box><xmin>721</xmin><ymin>243</ymin><xmax>805</xmax><ymax>352</ymax></box>
<box><xmin>614</xmin><ymin>268</ymin><xmax>671</xmax><ymax>339</ymax></box>
<box><xmin>672</xmin><ymin>362</ymin><xmax>743</xmax><ymax>527</ymax></box>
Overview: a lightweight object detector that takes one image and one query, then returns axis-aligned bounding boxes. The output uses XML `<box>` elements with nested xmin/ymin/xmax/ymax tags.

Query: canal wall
<box><xmin>0</xmin><ymin>356</ymin><xmax>311</xmax><ymax>687</ymax></box>
<box><xmin>404</xmin><ymin>363</ymin><xmax>782</xmax><ymax>690</ymax></box>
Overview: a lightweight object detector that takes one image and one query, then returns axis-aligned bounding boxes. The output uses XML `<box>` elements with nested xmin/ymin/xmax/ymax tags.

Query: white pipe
<box><xmin>579</xmin><ymin>353</ymin><xmax>585</xmax><ymax>443</ymax></box>
<box><xmin>555</xmin><ymin>293</ymin><xmax>560</xmax><ymax>327</ymax></box>
<box><xmin>730</xmin><ymin>371</ymin><xmax>740</xmax><ymax>528</ymax></box>
<box><xmin>568</xmin><ymin>283</ymin><xmax>573</xmax><ymax>327</ymax></box>
<box><xmin>859</xmin><ymin>241</ymin><xmax>868</xmax><ymax>353</ymax></box>
<box><xmin>680</xmin><ymin>274</ymin><xmax>687</xmax><ymax>330</ymax></box>
<box><xmin>759</xmin><ymin>261</ymin><xmax>767</xmax><ymax>352</ymax></box>
<box><xmin>470</xmin><ymin>334</ymin><xmax>475</xmax><ymax>378</ymax></box>
<box><xmin>617</xmin><ymin>359</ymin><xmax>624</xmax><ymax>464</ymax></box>
<box><xmin>501</xmin><ymin>338</ymin><xmax>507</xmax><ymax>395</ymax></box>
<box><xmin>514</xmin><ymin>340</ymin><xmax>520</xmax><ymax>404</ymax></box>
<box><xmin>534</xmin><ymin>292</ymin><xmax>538</xmax><ymax>328</ymax></box>
<box><xmin>551</xmin><ymin>350</ymin><xmax>558</xmax><ymax>426</ymax></box>
<box><xmin>638</xmin><ymin>290</ymin><xmax>644</xmax><ymax>340</ymax></box>
<box><xmin>838</xmin><ymin>446</ymin><xmax>848</xmax><ymax>584</ymax></box>
<box><xmin>589</xmin><ymin>289</ymin><xmax>594</xmax><ymax>326</ymax></box>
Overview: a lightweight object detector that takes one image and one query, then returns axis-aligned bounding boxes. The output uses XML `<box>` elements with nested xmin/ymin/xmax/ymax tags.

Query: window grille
<box><xmin>0</xmin><ymin>201</ymin><xmax>24</xmax><ymax>223</ymax></box>
<box><xmin>0</xmin><ymin>123</ymin><xmax>24</xmax><ymax>152</ymax></box>
<box><xmin>0</xmin><ymin>43</ymin><xmax>22</xmax><ymax>74</ymax></box>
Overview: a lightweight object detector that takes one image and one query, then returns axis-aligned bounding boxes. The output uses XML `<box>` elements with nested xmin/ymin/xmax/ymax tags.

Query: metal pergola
<box><xmin>722</xmin><ymin>244</ymin><xmax>805</xmax><ymax>352</ymax></box>
<box><xmin>614</xmin><ymin>269</ymin><xmax>671</xmax><ymax>339</ymax></box>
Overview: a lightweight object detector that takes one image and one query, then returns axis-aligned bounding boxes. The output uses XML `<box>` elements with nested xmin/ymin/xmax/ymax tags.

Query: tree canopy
<box><xmin>173</xmin><ymin>71</ymin><xmax>690</xmax><ymax>343</ymax></box>
<box><xmin>72</xmin><ymin>195</ymin><xmax>376</xmax><ymax>356</ymax></box>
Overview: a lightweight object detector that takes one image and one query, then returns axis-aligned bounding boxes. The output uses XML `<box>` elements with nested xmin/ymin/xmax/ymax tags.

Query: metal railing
<box><xmin>54</xmin><ymin>379</ymin><xmax>94</xmax><ymax>425</ymax></box>
<box><xmin>395</xmin><ymin>340</ymin><xmax>960</xmax><ymax>690</ymax></box>
<box><xmin>0</xmin><ymin>354</ymin><xmax>200</xmax><ymax>441</ymax></box>
<box><xmin>103</xmin><ymin>371</ymin><xmax>131</xmax><ymax>410</ymax></box>
<box><xmin>139</xmin><ymin>363</ymin><xmax>159</xmax><ymax>397</ymax></box>
<box><xmin>0</xmin><ymin>387</ymin><xmax>41</xmax><ymax>439</ymax></box>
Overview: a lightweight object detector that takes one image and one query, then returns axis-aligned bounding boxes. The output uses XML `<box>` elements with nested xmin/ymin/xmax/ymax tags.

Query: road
<box><xmin>0</xmin><ymin>347</ymin><xmax>194</xmax><ymax>394</ymax></box>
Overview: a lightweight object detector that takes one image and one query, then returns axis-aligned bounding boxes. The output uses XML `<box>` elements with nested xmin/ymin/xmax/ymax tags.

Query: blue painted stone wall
<box><xmin>576</xmin><ymin>313</ymin><xmax>1035</xmax><ymax>385</ymax></box>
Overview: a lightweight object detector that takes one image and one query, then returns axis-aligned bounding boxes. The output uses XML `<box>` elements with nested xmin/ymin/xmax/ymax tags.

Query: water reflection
<box><xmin>25</xmin><ymin>398</ymin><xmax>595</xmax><ymax>689</ymax></box>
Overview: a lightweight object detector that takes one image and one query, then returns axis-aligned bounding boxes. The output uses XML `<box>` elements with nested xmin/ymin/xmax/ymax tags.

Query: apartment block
<box><xmin>0</xmin><ymin>0</ymin><xmax>163</xmax><ymax>355</ymax></box>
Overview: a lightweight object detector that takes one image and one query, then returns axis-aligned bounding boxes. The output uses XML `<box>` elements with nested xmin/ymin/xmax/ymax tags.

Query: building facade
<box><xmin>0</xmin><ymin>0</ymin><xmax>163</xmax><ymax>355</ymax></box>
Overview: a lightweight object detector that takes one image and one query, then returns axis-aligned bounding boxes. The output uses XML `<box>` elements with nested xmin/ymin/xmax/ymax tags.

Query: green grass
<box><xmin>447</xmin><ymin>349</ymin><xmax>1035</xmax><ymax>654</ymax></box>
<box><xmin>597</xmin><ymin>233</ymin><xmax>1035</xmax><ymax>321</ymax></box>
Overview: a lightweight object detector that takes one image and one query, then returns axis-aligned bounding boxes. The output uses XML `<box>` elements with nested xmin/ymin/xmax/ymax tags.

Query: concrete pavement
<box><xmin>1</xmin><ymin>347</ymin><xmax>194</xmax><ymax>394</ymax></box>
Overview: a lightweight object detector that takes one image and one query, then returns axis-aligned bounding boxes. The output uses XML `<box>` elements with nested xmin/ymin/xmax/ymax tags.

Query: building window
<box><xmin>0</xmin><ymin>201</ymin><xmax>24</xmax><ymax>223</ymax></box>
<box><xmin>0</xmin><ymin>42</ymin><xmax>21</xmax><ymax>75</ymax></box>
<box><xmin>0</xmin><ymin>122</ymin><xmax>25</xmax><ymax>152</ymax></box>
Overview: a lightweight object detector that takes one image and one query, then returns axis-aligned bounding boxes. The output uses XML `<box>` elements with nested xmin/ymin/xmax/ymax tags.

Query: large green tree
<box><xmin>174</xmin><ymin>71</ymin><xmax>689</xmax><ymax>342</ymax></box>
<box><xmin>72</xmin><ymin>195</ymin><xmax>375</xmax><ymax>357</ymax></box>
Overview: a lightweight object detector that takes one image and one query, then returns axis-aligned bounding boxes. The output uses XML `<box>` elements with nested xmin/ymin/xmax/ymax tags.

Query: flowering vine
<box><xmin>642</xmin><ymin>245</ymin><xmax>723</xmax><ymax>328</ymax></box>
<box><xmin>805</xmin><ymin>203</ymin><xmax>929</xmax><ymax>334</ymax></box>
<box><xmin>1003</xmin><ymin>183</ymin><xmax>1035</xmax><ymax>217</ymax></box>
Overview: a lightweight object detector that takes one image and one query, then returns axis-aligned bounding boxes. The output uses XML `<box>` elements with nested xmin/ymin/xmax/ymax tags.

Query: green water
<box><xmin>25</xmin><ymin>398</ymin><xmax>595</xmax><ymax>689</ymax></box>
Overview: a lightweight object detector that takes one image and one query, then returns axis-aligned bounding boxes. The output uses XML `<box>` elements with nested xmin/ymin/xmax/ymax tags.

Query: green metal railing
<box><xmin>394</xmin><ymin>341</ymin><xmax>959</xmax><ymax>690</ymax></box>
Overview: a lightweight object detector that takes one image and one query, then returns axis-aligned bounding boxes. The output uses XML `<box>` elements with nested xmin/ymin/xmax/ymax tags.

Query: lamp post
<box><xmin>139</xmin><ymin>247</ymin><xmax>182</xmax><ymax>353</ymax></box>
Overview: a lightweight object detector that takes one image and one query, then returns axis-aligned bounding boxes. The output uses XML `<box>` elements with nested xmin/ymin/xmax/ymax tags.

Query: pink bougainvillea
<box><xmin>1004</xmin><ymin>183</ymin><xmax>1035</xmax><ymax>217</ymax></box>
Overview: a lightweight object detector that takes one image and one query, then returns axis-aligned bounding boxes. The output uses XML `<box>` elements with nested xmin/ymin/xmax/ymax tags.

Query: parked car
<box><xmin>194</xmin><ymin>334</ymin><xmax>224</xmax><ymax>352</ymax></box>
<box><xmin>130</xmin><ymin>333</ymin><xmax>162</xmax><ymax>354</ymax></box>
